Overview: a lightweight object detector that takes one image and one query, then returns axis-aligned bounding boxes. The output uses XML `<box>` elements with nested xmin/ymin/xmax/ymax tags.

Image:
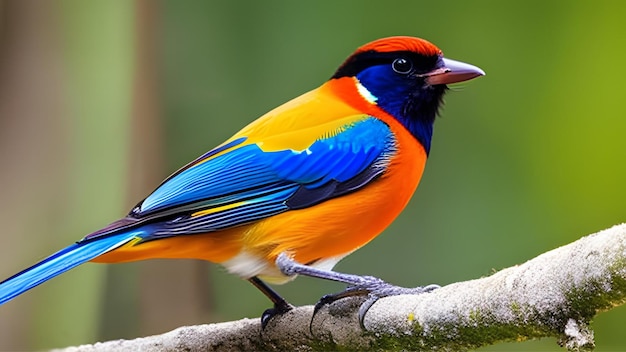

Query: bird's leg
<box><xmin>248</xmin><ymin>276</ymin><xmax>294</xmax><ymax>328</ymax></box>
<box><xmin>275</xmin><ymin>252</ymin><xmax>439</xmax><ymax>329</ymax></box>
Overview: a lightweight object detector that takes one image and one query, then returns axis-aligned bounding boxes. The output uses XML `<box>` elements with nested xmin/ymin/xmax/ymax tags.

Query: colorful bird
<box><xmin>0</xmin><ymin>36</ymin><xmax>483</xmax><ymax>326</ymax></box>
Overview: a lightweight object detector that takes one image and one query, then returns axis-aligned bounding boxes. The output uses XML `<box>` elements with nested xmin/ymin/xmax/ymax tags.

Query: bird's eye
<box><xmin>392</xmin><ymin>58</ymin><xmax>413</xmax><ymax>74</ymax></box>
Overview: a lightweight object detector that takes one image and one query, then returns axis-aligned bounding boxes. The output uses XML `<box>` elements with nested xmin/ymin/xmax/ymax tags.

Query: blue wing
<box><xmin>85</xmin><ymin>117</ymin><xmax>396</xmax><ymax>241</ymax></box>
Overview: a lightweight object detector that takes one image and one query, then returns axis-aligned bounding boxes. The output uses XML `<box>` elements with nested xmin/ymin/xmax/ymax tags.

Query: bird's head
<box><xmin>332</xmin><ymin>36</ymin><xmax>484</xmax><ymax>154</ymax></box>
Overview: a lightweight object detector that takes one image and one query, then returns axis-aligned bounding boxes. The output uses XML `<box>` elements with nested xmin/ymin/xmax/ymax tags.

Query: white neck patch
<box><xmin>356</xmin><ymin>79</ymin><xmax>378</xmax><ymax>104</ymax></box>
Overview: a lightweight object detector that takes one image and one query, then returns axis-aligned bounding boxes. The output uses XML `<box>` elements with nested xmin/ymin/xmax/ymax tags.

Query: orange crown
<box><xmin>356</xmin><ymin>36</ymin><xmax>442</xmax><ymax>56</ymax></box>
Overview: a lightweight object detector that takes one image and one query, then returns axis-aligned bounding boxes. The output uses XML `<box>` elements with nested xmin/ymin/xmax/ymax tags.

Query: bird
<box><xmin>0</xmin><ymin>36</ymin><xmax>484</xmax><ymax>327</ymax></box>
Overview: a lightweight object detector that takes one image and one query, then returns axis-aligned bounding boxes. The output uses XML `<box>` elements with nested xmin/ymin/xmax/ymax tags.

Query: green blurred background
<box><xmin>0</xmin><ymin>0</ymin><xmax>625</xmax><ymax>350</ymax></box>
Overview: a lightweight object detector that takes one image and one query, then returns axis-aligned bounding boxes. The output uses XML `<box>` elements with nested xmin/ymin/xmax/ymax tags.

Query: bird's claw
<box><xmin>261</xmin><ymin>301</ymin><xmax>294</xmax><ymax>329</ymax></box>
<box><xmin>311</xmin><ymin>280</ymin><xmax>440</xmax><ymax>330</ymax></box>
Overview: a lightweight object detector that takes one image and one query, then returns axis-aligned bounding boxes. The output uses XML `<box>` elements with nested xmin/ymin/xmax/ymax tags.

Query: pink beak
<box><xmin>425</xmin><ymin>58</ymin><xmax>485</xmax><ymax>85</ymax></box>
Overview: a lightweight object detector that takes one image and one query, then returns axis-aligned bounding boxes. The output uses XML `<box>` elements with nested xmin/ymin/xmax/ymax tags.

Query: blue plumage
<box><xmin>355</xmin><ymin>61</ymin><xmax>445</xmax><ymax>154</ymax></box>
<box><xmin>0</xmin><ymin>230</ymin><xmax>143</xmax><ymax>304</ymax></box>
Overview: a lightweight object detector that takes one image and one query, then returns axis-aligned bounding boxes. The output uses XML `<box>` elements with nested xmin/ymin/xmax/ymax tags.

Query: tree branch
<box><xmin>55</xmin><ymin>224</ymin><xmax>626</xmax><ymax>352</ymax></box>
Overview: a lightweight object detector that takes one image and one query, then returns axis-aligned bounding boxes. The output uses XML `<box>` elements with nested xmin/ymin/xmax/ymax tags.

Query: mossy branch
<box><xmin>55</xmin><ymin>224</ymin><xmax>626</xmax><ymax>352</ymax></box>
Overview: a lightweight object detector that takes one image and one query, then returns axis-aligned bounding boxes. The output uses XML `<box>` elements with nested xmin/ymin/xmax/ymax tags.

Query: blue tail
<box><xmin>0</xmin><ymin>230</ymin><xmax>142</xmax><ymax>305</ymax></box>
